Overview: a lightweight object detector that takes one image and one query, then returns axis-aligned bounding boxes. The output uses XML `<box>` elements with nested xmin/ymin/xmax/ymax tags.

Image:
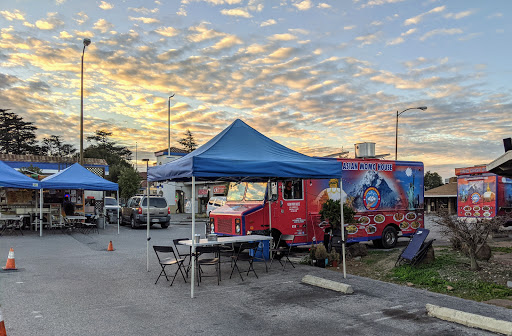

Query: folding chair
<box><xmin>194</xmin><ymin>246</ymin><xmax>221</xmax><ymax>285</ymax></box>
<box><xmin>395</xmin><ymin>228</ymin><xmax>435</xmax><ymax>267</ymax></box>
<box><xmin>269</xmin><ymin>234</ymin><xmax>295</xmax><ymax>270</ymax></box>
<box><xmin>229</xmin><ymin>241</ymin><xmax>260</xmax><ymax>281</ymax></box>
<box><xmin>82</xmin><ymin>215</ymin><xmax>99</xmax><ymax>234</ymax></box>
<box><xmin>173</xmin><ymin>238</ymin><xmax>192</xmax><ymax>277</ymax></box>
<box><xmin>153</xmin><ymin>245</ymin><xmax>187</xmax><ymax>286</ymax></box>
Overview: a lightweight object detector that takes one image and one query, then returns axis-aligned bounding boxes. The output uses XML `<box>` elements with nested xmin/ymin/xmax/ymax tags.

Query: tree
<box><xmin>86</xmin><ymin>130</ymin><xmax>132</xmax><ymax>161</ymax></box>
<box><xmin>433</xmin><ymin>209</ymin><xmax>509</xmax><ymax>270</ymax></box>
<box><xmin>0</xmin><ymin>109</ymin><xmax>40</xmax><ymax>155</ymax></box>
<box><xmin>118</xmin><ymin>166</ymin><xmax>141</xmax><ymax>200</ymax></box>
<box><xmin>41</xmin><ymin>135</ymin><xmax>76</xmax><ymax>157</ymax></box>
<box><xmin>84</xmin><ymin>130</ymin><xmax>133</xmax><ymax>183</ymax></box>
<box><xmin>424</xmin><ymin>171</ymin><xmax>443</xmax><ymax>190</ymax></box>
<box><xmin>178</xmin><ymin>129</ymin><xmax>197</xmax><ymax>152</ymax></box>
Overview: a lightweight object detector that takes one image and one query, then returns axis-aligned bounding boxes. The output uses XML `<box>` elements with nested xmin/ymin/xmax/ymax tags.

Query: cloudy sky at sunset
<box><xmin>1</xmin><ymin>0</ymin><xmax>511</xmax><ymax>179</ymax></box>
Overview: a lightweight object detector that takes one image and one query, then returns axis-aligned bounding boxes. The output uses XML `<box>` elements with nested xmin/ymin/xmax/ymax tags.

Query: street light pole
<box><xmin>80</xmin><ymin>38</ymin><xmax>91</xmax><ymax>166</ymax></box>
<box><xmin>168</xmin><ymin>93</ymin><xmax>175</xmax><ymax>159</ymax></box>
<box><xmin>395</xmin><ymin>106</ymin><xmax>427</xmax><ymax>160</ymax></box>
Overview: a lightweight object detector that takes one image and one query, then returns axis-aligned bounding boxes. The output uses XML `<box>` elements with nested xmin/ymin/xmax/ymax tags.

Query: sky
<box><xmin>1</xmin><ymin>0</ymin><xmax>511</xmax><ymax>180</ymax></box>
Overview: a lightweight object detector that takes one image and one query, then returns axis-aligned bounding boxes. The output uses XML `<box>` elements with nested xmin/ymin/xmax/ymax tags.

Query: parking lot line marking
<box><xmin>374</xmin><ymin>316</ymin><xmax>393</xmax><ymax>322</ymax></box>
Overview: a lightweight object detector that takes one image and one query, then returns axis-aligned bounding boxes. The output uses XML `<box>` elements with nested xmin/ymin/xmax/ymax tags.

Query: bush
<box><xmin>314</xmin><ymin>244</ymin><xmax>328</xmax><ymax>259</ymax></box>
<box><xmin>319</xmin><ymin>199</ymin><xmax>355</xmax><ymax>230</ymax></box>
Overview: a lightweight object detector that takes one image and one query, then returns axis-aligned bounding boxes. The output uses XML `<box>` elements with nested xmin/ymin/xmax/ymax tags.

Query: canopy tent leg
<box><xmin>146</xmin><ymin>178</ymin><xmax>150</xmax><ymax>272</ymax></box>
<box><xmin>267</xmin><ymin>179</ymin><xmax>272</xmax><ymax>234</ymax></box>
<box><xmin>117</xmin><ymin>190</ymin><xmax>120</xmax><ymax>235</ymax></box>
<box><xmin>339</xmin><ymin>178</ymin><xmax>346</xmax><ymax>279</ymax></box>
<box><xmin>103</xmin><ymin>191</ymin><xmax>106</xmax><ymax>230</ymax></box>
<box><xmin>39</xmin><ymin>188</ymin><xmax>43</xmax><ymax>237</ymax></box>
<box><xmin>190</xmin><ymin>176</ymin><xmax>196</xmax><ymax>298</ymax></box>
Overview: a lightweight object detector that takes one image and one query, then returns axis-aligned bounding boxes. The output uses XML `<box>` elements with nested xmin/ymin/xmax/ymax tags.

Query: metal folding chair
<box><xmin>173</xmin><ymin>238</ymin><xmax>192</xmax><ymax>277</ymax></box>
<box><xmin>229</xmin><ymin>241</ymin><xmax>260</xmax><ymax>281</ymax></box>
<box><xmin>269</xmin><ymin>234</ymin><xmax>295</xmax><ymax>270</ymax></box>
<box><xmin>194</xmin><ymin>246</ymin><xmax>221</xmax><ymax>285</ymax></box>
<box><xmin>153</xmin><ymin>245</ymin><xmax>187</xmax><ymax>286</ymax></box>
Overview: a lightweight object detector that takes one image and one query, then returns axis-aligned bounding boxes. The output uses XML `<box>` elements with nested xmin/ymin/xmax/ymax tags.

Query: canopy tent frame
<box><xmin>38</xmin><ymin>163</ymin><xmax>119</xmax><ymax>237</ymax></box>
<box><xmin>148</xmin><ymin>119</ymin><xmax>346</xmax><ymax>298</ymax></box>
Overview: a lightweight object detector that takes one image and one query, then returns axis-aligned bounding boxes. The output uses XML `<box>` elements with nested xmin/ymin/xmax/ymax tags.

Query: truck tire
<box><xmin>130</xmin><ymin>216</ymin><xmax>137</xmax><ymax>229</ymax></box>
<box><xmin>380</xmin><ymin>226</ymin><xmax>398</xmax><ymax>249</ymax></box>
<box><xmin>161</xmin><ymin>222</ymin><xmax>169</xmax><ymax>229</ymax></box>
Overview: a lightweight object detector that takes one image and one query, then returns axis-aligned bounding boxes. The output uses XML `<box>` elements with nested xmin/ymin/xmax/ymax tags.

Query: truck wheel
<box><xmin>380</xmin><ymin>226</ymin><xmax>398</xmax><ymax>249</ymax></box>
<box><xmin>130</xmin><ymin>217</ymin><xmax>137</xmax><ymax>229</ymax></box>
<box><xmin>161</xmin><ymin>222</ymin><xmax>169</xmax><ymax>229</ymax></box>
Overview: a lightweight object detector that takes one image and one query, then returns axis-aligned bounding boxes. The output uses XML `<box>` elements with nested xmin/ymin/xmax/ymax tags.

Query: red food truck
<box><xmin>208</xmin><ymin>158</ymin><xmax>424</xmax><ymax>249</ymax></box>
<box><xmin>455</xmin><ymin>165</ymin><xmax>512</xmax><ymax>219</ymax></box>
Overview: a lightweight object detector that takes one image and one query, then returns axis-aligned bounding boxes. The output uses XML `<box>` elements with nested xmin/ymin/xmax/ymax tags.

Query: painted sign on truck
<box><xmin>456</xmin><ymin>165</ymin><xmax>512</xmax><ymax>219</ymax></box>
<box><xmin>209</xmin><ymin>158</ymin><xmax>424</xmax><ymax>249</ymax></box>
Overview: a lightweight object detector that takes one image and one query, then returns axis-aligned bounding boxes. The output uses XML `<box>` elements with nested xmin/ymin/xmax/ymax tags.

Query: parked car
<box><xmin>207</xmin><ymin>196</ymin><xmax>227</xmax><ymax>216</ymax></box>
<box><xmin>104</xmin><ymin>197</ymin><xmax>121</xmax><ymax>224</ymax></box>
<box><xmin>121</xmin><ymin>195</ymin><xmax>170</xmax><ymax>229</ymax></box>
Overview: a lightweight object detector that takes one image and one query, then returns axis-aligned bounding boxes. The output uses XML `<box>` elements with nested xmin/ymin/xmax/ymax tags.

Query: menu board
<box><xmin>458</xmin><ymin>175</ymin><xmax>497</xmax><ymax>218</ymax></box>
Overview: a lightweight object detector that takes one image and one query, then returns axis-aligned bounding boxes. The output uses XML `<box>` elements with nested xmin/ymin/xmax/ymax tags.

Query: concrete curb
<box><xmin>426</xmin><ymin>303</ymin><xmax>512</xmax><ymax>336</ymax></box>
<box><xmin>301</xmin><ymin>275</ymin><xmax>354</xmax><ymax>294</ymax></box>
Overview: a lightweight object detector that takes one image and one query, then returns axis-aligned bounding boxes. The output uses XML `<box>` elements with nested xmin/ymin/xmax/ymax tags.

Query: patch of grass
<box><xmin>388</xmin><ymin>251</ymin><xmax>512</xmax><ymax>301</ymax></box>
<box><xmin>491</xmin><ymin>246</ymin><xmax>512</xmax><ymax>253</ymax></box>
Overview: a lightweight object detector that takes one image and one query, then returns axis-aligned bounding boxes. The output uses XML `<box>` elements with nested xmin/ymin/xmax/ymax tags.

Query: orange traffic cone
<box><xmin>3</xmin><ymin>248</ymin><xmax>16</xmax><ymax>271</ymax></box>
<box><xmin>107</xmin><ymin>241</ymin><xmax>114</xmax><ymax>251</ymax></box>
<box><xmin>0</xmin><ymin>307</ymin><xmax>6</xmax><ymax>336</ymax></box>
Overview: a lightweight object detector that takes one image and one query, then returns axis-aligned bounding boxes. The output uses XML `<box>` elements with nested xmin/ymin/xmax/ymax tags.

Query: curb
<box><xmin>301</xmin><ymin>275</ymin><xmax>354</xmax><ymax>294</ymax></box>
<box><xmin>426</xmin><ymin>304</ymin><xmax>512</xmax><ymax>336</ymax></box>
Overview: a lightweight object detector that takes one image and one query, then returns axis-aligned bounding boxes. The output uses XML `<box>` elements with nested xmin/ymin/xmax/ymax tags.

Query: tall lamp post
<box><xmin>80</xmin><ymin>38</ymin><xmax>92</xmax><ymax>166</ymax></box>
<box><xmin>395</xmin><ymin>106</ymin><xmax>427</xmax><ymax>160</ymax></box>
<box><xmin>168</xmin><ymin>93</ymin><xmax>175</xmax><ymax>158</ymax></box>
<box><xmin>143</xmin><ymin>158</ymin><xmax>150</xmax><ymax>271</ymax></box>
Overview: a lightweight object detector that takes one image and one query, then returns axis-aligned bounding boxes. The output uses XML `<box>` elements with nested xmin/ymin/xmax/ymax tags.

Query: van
<box><xmin>207</xmin><ymin>196</ymin><xmax>227</xmax><ymax>216</ymax></box>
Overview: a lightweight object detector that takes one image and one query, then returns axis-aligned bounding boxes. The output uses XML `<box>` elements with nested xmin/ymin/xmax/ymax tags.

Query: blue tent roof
<box><xmin>41</xmin><ymin>163</ymin><xmax>118</xmax><ymax>191</ymax></box>
<box><xmin>0</xmin><ymin>160</ymin><xmax>41</xmax><ymax>189</ymax></box>
<box><xmin>148</xmin><ymin>119</ymin><xmax>342</xmax><ymax>182</ymax></box>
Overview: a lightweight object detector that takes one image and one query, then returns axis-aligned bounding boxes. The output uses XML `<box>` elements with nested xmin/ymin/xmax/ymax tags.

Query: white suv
<box><xmin>104</xmin><ymin>197</ymin><xmax>121</xmax><ymax>224</ymax></box>
<box><xmin>207</xmin><ymin>196</ymin><xmax>226</xmax><ymax>216</ymax></box>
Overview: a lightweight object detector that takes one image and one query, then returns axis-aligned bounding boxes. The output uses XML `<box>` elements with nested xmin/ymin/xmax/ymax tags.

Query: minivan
<box><xmin>207</xmin><ymin>196</ymin><xmax>227</xmax><ymax>216</ymax></box>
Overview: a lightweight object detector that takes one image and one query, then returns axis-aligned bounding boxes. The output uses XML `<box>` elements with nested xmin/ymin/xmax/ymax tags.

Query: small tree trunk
<box><xmin>468</xmin><ymin>249</ymin><xmax>480</xmax><ymax>271</ymax></box>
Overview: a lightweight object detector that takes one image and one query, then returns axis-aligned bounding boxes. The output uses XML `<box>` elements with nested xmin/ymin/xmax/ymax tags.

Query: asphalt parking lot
<box><xmin>0</xmin><ymin>218</ymin><xmax>510</xmax><ymax>336</ymax></box>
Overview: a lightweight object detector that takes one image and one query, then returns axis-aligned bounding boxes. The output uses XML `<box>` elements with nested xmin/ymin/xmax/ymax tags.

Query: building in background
<box><xmin>424</xmin><ymin>177</ymin><xmax>457</xmax><ymax>214</ymax></box>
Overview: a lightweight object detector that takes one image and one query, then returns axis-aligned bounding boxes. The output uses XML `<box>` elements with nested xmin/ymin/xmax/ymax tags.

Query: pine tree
<box><xmin>0</xmin><ymin>109</ymin><xmax>40</xmax><ymax>155</ymax></box>
<box><xmin>178</xmin><ymin>129</ymin><xmax>197</xmax><ymax>152</ymax></box>
<box><xmin>41</xmin><ymin>135</ymin><xmax>77</xmax><ymax>157</ymax></box>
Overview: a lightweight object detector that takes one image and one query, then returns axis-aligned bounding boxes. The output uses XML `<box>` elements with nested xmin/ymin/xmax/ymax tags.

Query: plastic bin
<box><xmin>249</xmin><ymin>240</ymin><xmax>270</xmax><ymax>261</ymax></box>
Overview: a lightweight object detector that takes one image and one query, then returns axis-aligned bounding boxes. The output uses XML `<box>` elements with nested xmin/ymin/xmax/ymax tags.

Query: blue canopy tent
<box><xmin>148</xmin><ymin>119</ymin><xmax>346</xmax><ymax>297</ymax></box>
<box><xmin>40</xmin><ymin>163</ymin><xmax>119</xmax><ymax>236</ymax></box>
<box><xmin>0</xmin><ymin>160</ymin><xmax>40</xmax><ymax>189</ymax></box>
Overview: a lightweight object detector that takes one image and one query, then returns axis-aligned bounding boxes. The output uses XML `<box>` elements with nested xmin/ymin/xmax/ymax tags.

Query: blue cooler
<box><xmin>249</xmin><ymin>240</ymin><xmax>270</xmax><ymax>261</ymax></box>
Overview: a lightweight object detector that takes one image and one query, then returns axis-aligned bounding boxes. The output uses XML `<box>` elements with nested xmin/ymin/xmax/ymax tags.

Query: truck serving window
<box><xmin>227</xmin><ymin>182</ymin><xmax>246</xmax><ymax>201</ymax></box>
<box><xmin>245</xmin><ymin>183</ymin><xmax>267</xmax><ymax>201</ymax></box>
<box><xmin>283</xmin><ymin>180</ymin><xmax>303</xmax><ymax>200</ymax></box>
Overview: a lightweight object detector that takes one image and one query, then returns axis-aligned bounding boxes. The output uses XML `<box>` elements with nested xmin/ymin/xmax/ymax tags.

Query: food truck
<box><xmin>208</xmin><ymin>158</ymin><xmax>424</xmax><ymax>249</ymax></box>
<box><xmin>455</xmin><ymin>165</ymin><xmax>512</xmax><ymax>219</ymax></box>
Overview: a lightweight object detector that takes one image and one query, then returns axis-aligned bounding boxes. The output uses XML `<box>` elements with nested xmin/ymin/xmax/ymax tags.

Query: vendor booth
<box><xmin>0</xmin><ymin>160</ymin><xmax>41</xmax><ymax>234</ymax></box>
<box><xmin>148</xmin><ymin>119</ymin><xmax>344</xmax><ymax>298</ymax></box>
<box><xmin>38</xmin><ymin>163</ymin><xmax>119</xmax><ymax>236</ymax></box>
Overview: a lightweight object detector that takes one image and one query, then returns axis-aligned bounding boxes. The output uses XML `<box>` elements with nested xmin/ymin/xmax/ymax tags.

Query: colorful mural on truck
<box><xmin>307</xmin><ymin>160</ymin><xmax>424</xmax><ymax>241</ymax></box>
